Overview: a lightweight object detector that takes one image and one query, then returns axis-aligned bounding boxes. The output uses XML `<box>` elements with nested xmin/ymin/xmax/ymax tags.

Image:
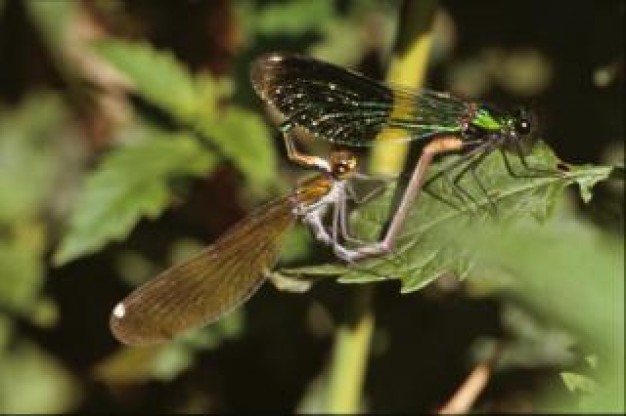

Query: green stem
<box><xmin>324</xmin><ymin>0</ymin><xmax>438</xmax><ymax>412</ymax></box>
<box><xmin>325</xmin><ymin>286</ymin><xmax>374</xmax><ymax>412</ymax></box>
<box><xmin>370</xmin><ymin>0</ymin><xmax>439</xmax><ymax>175</ymax></box>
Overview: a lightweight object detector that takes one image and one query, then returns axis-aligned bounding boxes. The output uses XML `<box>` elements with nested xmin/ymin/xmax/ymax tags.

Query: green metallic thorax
<box><xmin>470</xmin><ymin>108</ymin><xmax>503</xmax><ymax>131</ymax></box>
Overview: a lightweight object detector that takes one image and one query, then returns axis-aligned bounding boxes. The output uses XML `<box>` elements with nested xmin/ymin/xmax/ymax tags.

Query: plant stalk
<box><xmin>324</xmin><ymin>0</ymin><xmax>439</xmax><ymax>412</ymax></box>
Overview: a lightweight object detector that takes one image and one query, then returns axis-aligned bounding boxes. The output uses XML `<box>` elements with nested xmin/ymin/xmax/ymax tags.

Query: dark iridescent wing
<box><xmin>110</xmin><ymin>195</ymin><xmax>298</xmax><ymax>346</ymax></box>
<box><xmin>251</xmin><ymin>53</ymin><xmax>470</xmax><ymax>147</ymax></box>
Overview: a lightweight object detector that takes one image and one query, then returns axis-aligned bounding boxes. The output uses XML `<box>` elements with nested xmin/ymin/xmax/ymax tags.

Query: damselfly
<box><xmin>110</xmin><ymin>149</ymin><xmax>365</xmax><ymax>345</ymax></box>
<box><xmin>251</xmin><ymin>52</ymin><xmax>559</xmax><ymax>261</ymax></box>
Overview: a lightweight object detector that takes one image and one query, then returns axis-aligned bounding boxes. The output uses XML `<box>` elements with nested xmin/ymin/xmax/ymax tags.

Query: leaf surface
<box><xmin>54</xmin><ymin>133</ymin><xmax>215</xmax><ymax>265</ymax></box>
<box><xmin>281</xmin><ymin>143</ymin><xmax>615</xmax><ymax>292</ymax></box>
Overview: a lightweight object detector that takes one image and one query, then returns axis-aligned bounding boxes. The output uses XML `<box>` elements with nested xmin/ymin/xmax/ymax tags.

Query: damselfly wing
<box><xmin>251</xmin><ymin>52</ymin><xmax>500</xmax><ymax>148</ymax></box>
<box><xmin>109</xmin><ymin>150</ymin><xmax>364</xmax><ymax>346</ymax></box>
<box><xmin>110</xmin><ymin>176</ymin><xmax>333</xmax><ymax>345</ymax></box>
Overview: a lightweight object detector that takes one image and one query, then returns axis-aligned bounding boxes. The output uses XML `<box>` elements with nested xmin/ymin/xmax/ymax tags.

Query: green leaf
<box><xmin>0</xmin><ymin>340</ymin><xmax>79</xmax><ymax>413</ymax></box>
<box><xmin>461</xmin><ymin>213</ymin><xmax>622</xmax><ymax>356</ymax></box>
<box><xmin>54</xmin><ymin>133</ymin><xmax>216</xmax><ymax>265</ymax></box>
<box><xmin>93</xmin><ymin>41</ymin><xmax>277</xmax><ymax>192</ymax></box>
<box><xmin>93</xmin><ymin>40</ymin><xmax>199</xmax><ymax>123</ymax></box>
<box><xmin>457</xmin><ymin>208</ymin><xmax>623</xmax><ymax>412</ymax></box>
<box><xmin>245</xmin><ymin>0</ymin><xmax>335</xmax><ymax>36</ymax></box>
<box><xmin>197</xmin><ymin>107</ymin><xmax>277</xmax><ymax>193</ymax></box>
<box><xmin>0</xmin><ymin>94</ymin><xmax>66</xmax><ymax>222</ymax></box>
<box><xmin>472</xmin><ymin>304</ymin><xmax>577</xmax><ymax>370</ymax></box>
<box><xmin>283</xmin><ymin>141</ymin><xmax>620</xmax><ymax>412</ymax></box>
<box><xmin>280</xmin><ymin>143</ymin><xmax>614</xmax><ymax>292</ymax></box>
<box><xmin>0</xmin><ymin>240</ymin><xmax>43</xmax><ymax>314</ymax></box>
<box><xmin>572</xmin><ymin>161</ymin><xmax>617</xmax><ymax>203</ymax></box>
<box><xmin>24</xmin><ymin>1</ymin><xmax>74</xmax><ymax>51</ymax></box>
<box><xmin>561</xmin><ymin>372</ymin><xmax>598</xmax><ymax>394</ymax></box>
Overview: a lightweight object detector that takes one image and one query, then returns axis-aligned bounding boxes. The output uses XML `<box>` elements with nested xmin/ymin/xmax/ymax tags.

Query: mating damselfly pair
<box><xmin>110</xmin><ymin>52</ymin><xmax>559</xmax><ymax>345</ymax></box>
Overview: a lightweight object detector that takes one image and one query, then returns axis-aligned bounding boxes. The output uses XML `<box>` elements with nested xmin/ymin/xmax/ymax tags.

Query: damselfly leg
<box><xmin>422</xmin><ymin>142</ymin><xmax>495</xmax><ymax>214</ymax></box>
<box><xmin>315</xmin><ymin>136</ymin><xmax>466</xmax><ymax>262</ymax></box>
<box><xmin>283</xmin><ymin>129</ymin><xmax>331</xmax><ymax>172</ymax></box>
<box><xmin>451</xmin><ymin>145</ymin><xmax>499</xmax><ymax>215</ymax></box>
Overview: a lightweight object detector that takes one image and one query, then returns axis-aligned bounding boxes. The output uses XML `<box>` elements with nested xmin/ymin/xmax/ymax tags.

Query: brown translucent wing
<box><xmin>110</xmin><ymin>195</ymin><xmax>298</xmax><ymax>346</ymax></box>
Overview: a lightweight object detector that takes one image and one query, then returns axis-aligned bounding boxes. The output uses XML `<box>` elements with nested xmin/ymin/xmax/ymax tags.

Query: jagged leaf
<box><xmin>54</xmin><ymin>133</ymin><xmax>216</xmax><ymax>265</ymax></box>
<box><xmin>94</xmin><ymin>41</ymin><xmax>277</xmax><ymax>192</ymax></box>
<box><xmin>561</xmin><ymin>372</ymin><xmax>598</xmax><ymax>394</ymax></box>
<box><xmin>93</xmin><ymin>40</ymin><xmax>199</xmax><ymax>123</ymax></box>
<box><xmin>197</xmin><ymin>107</ymin><xmax>277</xmax><ymax>193</ymax></box>
<box><xmin>280</xmin><ymin>143</ymin><xmax>614</xmax><ymax>292</ymax></box>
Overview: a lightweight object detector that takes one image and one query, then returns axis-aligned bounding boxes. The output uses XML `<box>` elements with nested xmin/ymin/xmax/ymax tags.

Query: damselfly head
<box><xmin>500</xmin><ymin>107</ymin><xmax>533</xmax><ymax>144</ymax></box>
<box><xmin>329</xmin><ymin>149</ymin><xmax>358</xmax><ymax>179</ymax></box>
<box><xmin>513</xmin><ymin>107</ymin><xmax>532</xmax><ymax>136</ymax></box>
<box><xmin>494</xmin><ymin>106</ymin><xmax>541</xmax><ymax>158</ymax></box>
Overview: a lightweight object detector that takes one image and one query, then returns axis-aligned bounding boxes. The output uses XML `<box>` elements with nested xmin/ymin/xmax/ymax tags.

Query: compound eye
<box><xmin>515</xmin><ymin>118</ymin><xmax>531</xmax><ymax>135</ymax></box>
<box><xmin>333</xmin><ymin>162</ymin><xmax>347</xmax><ymax>176</ymax></box>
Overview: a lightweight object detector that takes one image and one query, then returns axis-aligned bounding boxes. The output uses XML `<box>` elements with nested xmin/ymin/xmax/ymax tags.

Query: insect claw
<box><xmin>334</xmin><ymin>241</ymin><xmax>390</xmax><ymax>262</ymax></box>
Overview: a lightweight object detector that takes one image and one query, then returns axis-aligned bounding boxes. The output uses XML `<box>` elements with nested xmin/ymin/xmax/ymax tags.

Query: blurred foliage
<box><xmin>0</xmin><ymin>340</ymin><xmax>79</xmax><ymax>413</ymax></box>
<box><xmin>0</xmin><ymin>94</ymin><xmax>79</xmax><ymax>412</ymax></box>
<box><xmin>461</xmin><ymin>205</ymin><xmax>623</xmax><ymax>412</ymax></box>
<box><xmin>93</xmin><ymin>40</ymin><xmax>201</xmax><ymax>123</ymax></box>
<box><xmin>459</xmin><ymin>208</ymin><xmax>624</xmax><ymax>412</ymax></box>
<box><xmin>0</xmin><ymin>93</ymin><xmax>71</xmax><ymax>319</ymax></box>
<box><xmin>242</xmin><ymin>0</ymin><xmax>336</xmax><ymax>37</ymax></box>
<box><xmin>54</xmin><ymin>130</ymin><xmax>217</xmax><ymax>265</ymax></box>
<box><xmin>0</xmin><ymin>94</ymin><xmax>65</xmax><ymax>222</ymax></box>
<box><xmin>0</xmin><ymin>0</ymin><xmax>622</xmax><ymax>413</ymax></box>
<box><xmin>53</xmin><ymin>39</ymin><xmax>278</xmax><ymax>264</ymax></box>
<box><xmin>94</xmin><ymin>310</ymin><xmax>243</xmax><ymax>385</ymax></box>
<box><xmin>96</xmin><ymin>38</ymin><xmax>278</xmax><ymax>190</ymax></box>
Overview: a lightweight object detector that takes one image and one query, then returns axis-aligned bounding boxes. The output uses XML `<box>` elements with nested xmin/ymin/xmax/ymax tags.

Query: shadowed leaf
<box><xmin>54</xmin><ymin>133</ymin><xmax>215</xmax><ymax>265</ymax></box>
<box><xmin>93</xmin><ymin>40</ymin><xmax>199</xmax><ymax>123</ymax></box>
